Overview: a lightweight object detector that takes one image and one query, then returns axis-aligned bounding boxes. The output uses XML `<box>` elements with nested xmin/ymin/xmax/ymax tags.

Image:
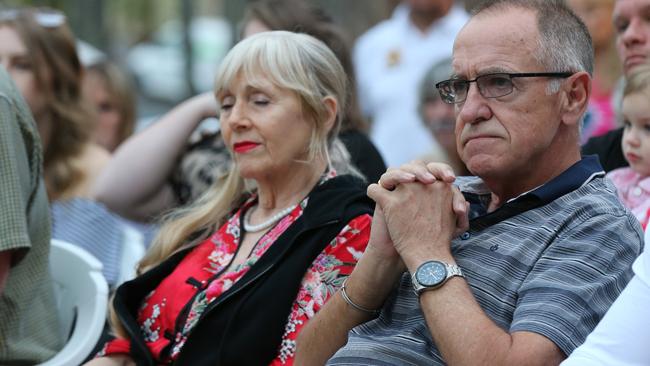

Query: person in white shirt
<box><xmin>561</xmin><ymin>233</ymin><xmax>649</xmax><ymax>366</ymax></box>
<box><xmin>353</xmin><ymin>0</ymin><xmax>468</xmax><ymax>167</ymax></box>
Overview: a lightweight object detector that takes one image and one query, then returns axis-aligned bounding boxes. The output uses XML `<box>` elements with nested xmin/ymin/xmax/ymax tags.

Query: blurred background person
<box><xmin>0</xmin><ymin>7</ymin><xmax>138</xmax><ymax>288</ymax></box>
<box><xmin>418</xmin><ymin>57</ymin><xmax>469</xmax><ymax>175</ymax></box>
<box><xmin>568</xmin><ymin>0</ymin><xmax>622</xmax><ymax>143</ymax></box>
<box><xmin>353</xmin><ymin>0</ymin><xmax>467</xmax><ymax>167</ymax></box>
<box><xmin>88</xmin><ymin>31</ymin><xmax>372</xmax><ymax>366</ymax></box>
<box><xmin>581</xmin><ymin>0</ymin><xmax>650</xmax><ymax>172</ymax></box>
<box><xmin>0</xmin><ymin>7</ymin><xmax>110</xmax><ymax>201</ymax></box>
<box><xmin>93</xmin><ymin>0</ymin><xmax>386</xmax><ymax>223</ymax></box>
<box><xmin>0</xmin><ymin>65</ymin><xmax>62</xmax><ymax>365</ymax></box>
<box><xmin>82</xmin><ymin>60</ymin><xmax>137</xmax><ymax>152</ymax></box>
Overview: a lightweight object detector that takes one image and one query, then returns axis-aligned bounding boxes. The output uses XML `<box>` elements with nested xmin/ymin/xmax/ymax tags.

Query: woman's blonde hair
<box><xmin>0</xmin><ymin>8</ymin><xmax>94</xmax><ymax>201</ymax></box>
<box><xmin>137</xmin><ymin>31</ymin><xmax>347</xmax><ymax>274</ymax></box>
<box><xmin>241</xmin><ymin>0</ymin><xmax>367</xmax><ymax>132</ymax></box>
<box><xmin>624</xmin><ymin>63</ymin><xmax>650</xmax><ymax>98</ymax></box>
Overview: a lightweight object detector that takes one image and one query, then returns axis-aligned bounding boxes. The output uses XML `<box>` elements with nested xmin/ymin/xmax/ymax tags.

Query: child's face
<box><xmin>622</xmin><ymin>92</ymin><xmax>650</xmax><ymax>175</ymax></box>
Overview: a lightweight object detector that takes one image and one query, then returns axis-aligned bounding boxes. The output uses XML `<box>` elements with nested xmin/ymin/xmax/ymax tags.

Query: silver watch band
<box><xmin>412</xmin><ymin>261</ymin><xmax>464</xmax><ymax>295</ymax></box>
<box><xmin>445</xmin><ymin>263</ymin><xmax>464</xmax><ymax>278</ymax></box>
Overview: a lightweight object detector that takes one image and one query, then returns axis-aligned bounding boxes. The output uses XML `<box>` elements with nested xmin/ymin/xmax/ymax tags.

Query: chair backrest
<box><xmin>38</xmin><ymin>239</ymin><xmax>109</xmax><ymax>366</ymax></box>
<box><xmin>116</xmin><ymin>225</ymin><xmax>146</xmax><ymax>286</ymax></box>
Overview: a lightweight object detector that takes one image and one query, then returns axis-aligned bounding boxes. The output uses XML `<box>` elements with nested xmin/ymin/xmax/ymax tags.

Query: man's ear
<box><xmin>322</xmin><ymin>96</ymin><xmax>338</xmax><ymax>133</ymax></box>
<box><xmin>561</xmin><ymin>71</ymin><xmax>591</xmax><ymax>127</ymax></box>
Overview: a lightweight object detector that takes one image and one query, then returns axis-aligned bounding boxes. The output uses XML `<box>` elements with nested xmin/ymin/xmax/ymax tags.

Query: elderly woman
<box><xmin>93</xmin><ymin>0</ymin><xmax>385</xmax><ymax>223</ymax></box>
<box><xmin>87</xmin><ymin>31</ymin><xmax>373</xmax><ymax>366</ymax></box>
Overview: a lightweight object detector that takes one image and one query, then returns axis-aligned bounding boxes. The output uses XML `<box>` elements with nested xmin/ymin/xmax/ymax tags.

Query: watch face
<box><xmin>416</xmin><ymin>261</ymin><xmax>447</xmax><ymax>287</ymax></box>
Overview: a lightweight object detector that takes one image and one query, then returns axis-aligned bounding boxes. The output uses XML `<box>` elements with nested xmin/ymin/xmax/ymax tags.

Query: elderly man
<box><xmin>295</xmin><ymin>1</ymin><xmax>642</xmax><ymax>365</ymax></box>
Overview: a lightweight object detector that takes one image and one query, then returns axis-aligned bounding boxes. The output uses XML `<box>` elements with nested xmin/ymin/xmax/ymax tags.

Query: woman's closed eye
<box><xmin>251</xmin><ymin>94</ymin><xmax>270</xmax><ymax>107</ymax></box>
<box><xmin>220</xmin><ymin>96</ymin><xmax>235</xmax><ymax>111</ymax></box>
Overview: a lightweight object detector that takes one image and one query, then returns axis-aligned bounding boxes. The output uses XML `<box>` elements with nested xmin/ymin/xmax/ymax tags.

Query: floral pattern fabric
<box><xmin>100</xmin><ymin>181</ymin><xmax>371</xmax><ymax>365</ymax></box>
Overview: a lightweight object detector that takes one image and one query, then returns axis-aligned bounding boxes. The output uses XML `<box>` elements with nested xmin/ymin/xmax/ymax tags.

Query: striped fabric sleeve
<box><xmin>511</xmin><ymin>211</ymin><xmax>642</xmax><ymax>356</ymax></box>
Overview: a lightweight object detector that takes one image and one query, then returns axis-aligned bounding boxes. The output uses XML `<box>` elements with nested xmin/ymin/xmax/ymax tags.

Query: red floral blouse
<box><xmin>99</xmin><ymin>186</ymin><xmax>371</xmax><ymax>365</ymax></box>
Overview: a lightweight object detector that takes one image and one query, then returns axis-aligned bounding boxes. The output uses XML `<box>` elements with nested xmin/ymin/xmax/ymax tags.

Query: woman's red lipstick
<box><xmin>233</xmin><ymin>141</ymin><xmax>260</xmax><ymax>153</ymax></box>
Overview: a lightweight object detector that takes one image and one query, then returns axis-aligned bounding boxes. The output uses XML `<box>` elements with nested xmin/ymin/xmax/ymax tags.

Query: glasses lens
<box><xmin>478</xmin><ymin>74</ymin><xmax>513</xmax><ymax>98</ymax></box>
<box><xmin>436</xmin><ymin>80</ymin><xmax>466</xmax><ymax>104</ymax></box>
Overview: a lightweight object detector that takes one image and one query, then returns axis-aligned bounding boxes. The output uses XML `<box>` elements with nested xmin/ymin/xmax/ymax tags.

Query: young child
<box><xmin>607</xmin><ymin>63</ymin><xmax>650</xmax><ymax>230</ymax></box>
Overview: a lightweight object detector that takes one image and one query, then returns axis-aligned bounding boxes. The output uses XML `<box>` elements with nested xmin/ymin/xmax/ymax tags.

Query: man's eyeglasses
<box><xmin>435</xmin><ymin>72</ymin><xmax>574</xmax><ymax>104</ymax></box>
<box><xmin>0</xmin><ymin>8</ymin><xmax>66</xmax><ymax>28</ymax></box>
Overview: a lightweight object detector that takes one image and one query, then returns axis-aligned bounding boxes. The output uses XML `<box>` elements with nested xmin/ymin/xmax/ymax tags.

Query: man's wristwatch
<box><xmin>411</xmin><ymin>260</ymin><xmax>464</xmax><ymax>295</ymax></box>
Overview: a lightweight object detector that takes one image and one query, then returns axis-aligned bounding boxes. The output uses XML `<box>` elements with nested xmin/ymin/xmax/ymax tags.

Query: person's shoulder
<box><xmin>0</xmin><ymin>68</ymin><xmax>32</xmax><ymax>121</ymax></box>
<box><xmin>563</xmin><ymin>176</ymin><xmax>628</xmax><ymax>214</ymax></box>
<box><xmin>0</xmin><ymin>67</ymin><xmax>15</xmax><ymax>97</ymax></box>
<box><xmin>554</xmin><ymin>177</ymin><xmax>643</xmax><ymax>243</ymax></box>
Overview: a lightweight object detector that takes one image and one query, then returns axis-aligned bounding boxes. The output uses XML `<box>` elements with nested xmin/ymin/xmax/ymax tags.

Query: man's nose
<box><xmin>457</xmin><ymin>83</ymin><xmax>492</xmax><ymax>125</ymax></box>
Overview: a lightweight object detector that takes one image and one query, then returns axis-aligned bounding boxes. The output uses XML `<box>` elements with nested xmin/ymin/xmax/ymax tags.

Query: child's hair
<box><xmin>624</xmin><ymin>63</ymin><xmax>650</xmax><ymax>98</ymax></box>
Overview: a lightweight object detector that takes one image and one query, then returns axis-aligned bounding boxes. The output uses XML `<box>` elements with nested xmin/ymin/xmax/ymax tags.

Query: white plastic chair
<box><xmin>39</xmin><ymin>239</ymin><xmax>109</xmax><ymax>366</ymax></box>
<box><xmin>116</xmin><ymin>225</ymin><xmax>146</xmax><ymax>286</ymax></box>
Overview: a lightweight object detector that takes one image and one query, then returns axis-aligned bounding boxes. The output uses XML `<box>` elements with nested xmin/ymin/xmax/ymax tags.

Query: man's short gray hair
<box><xmin>472</xmin><ymin>0</ymin><xmax>594</xmax><ymax>85</ymax></box>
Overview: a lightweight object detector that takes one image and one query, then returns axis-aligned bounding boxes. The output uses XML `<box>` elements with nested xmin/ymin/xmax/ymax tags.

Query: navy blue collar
<box><xmin>523</xmin><ymin>155</ymin><xmax>604</xmax><ymax>204</ymax></box>
<box><xmin>464</xmin><ymin>155</ymin><xmax>604</xmax><ymax>230</ymax></box>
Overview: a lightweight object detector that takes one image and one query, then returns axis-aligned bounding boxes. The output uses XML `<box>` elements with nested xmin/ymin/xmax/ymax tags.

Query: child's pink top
<box><xmin>607</xmin><ymin>167</ymin><xmax>650</xmax><ymax>229</ymax></box>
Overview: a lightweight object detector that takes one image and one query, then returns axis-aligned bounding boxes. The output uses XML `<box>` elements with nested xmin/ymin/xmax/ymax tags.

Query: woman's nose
<box><xmin>225</xmin><ymin>101</ymin><xmax>250</xmax><ymax>130</ymax></box>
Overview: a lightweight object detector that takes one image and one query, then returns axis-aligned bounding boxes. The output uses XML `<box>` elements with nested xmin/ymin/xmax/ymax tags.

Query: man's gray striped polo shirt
<box><xmin>328</xmin><ymin>156</ymin><xmax>643</xmax><ymax>365</ymax></box>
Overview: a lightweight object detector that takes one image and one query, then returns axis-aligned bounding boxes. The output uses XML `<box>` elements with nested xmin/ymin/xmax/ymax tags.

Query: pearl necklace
<box><xmin>243</xmin><ymin>204</ymin><xmax>297</xmax><ymax>233</ymax></box>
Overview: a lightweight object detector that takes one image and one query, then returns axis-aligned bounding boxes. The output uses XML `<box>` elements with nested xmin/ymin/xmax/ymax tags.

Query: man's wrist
<box><xmin>400</xmin><ymin>241</ymin><xmax>455</xmax><ymax>274</ymax></box>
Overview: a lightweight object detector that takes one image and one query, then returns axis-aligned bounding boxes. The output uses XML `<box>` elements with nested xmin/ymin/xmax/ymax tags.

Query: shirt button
<box><xmin>461</xmin><ymin>232</ymin><xmax>471</xmax><ymax>240</ymax></box>
<box><xmin>632</xmin><ymin>187</ymin><xmax>643</xmax><ymax>196</ymax></box>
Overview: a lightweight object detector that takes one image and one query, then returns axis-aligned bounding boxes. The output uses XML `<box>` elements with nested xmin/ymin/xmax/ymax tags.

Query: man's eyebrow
<box><xmin>478</xmin><ymin>66</ymin><xmax>512</xmax><ymax>75</ymax></box>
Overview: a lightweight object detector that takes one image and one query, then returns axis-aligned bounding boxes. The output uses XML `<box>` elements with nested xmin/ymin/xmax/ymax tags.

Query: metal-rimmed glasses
<box><xmin>435</xmin><ymin>72</ymin><xmax>574</xmax><ymax>104</ymax></box>
<box><xmin>0</xmin><ymin>8</ymin><xmax>66</xmax><ymax>28</ymax></box>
